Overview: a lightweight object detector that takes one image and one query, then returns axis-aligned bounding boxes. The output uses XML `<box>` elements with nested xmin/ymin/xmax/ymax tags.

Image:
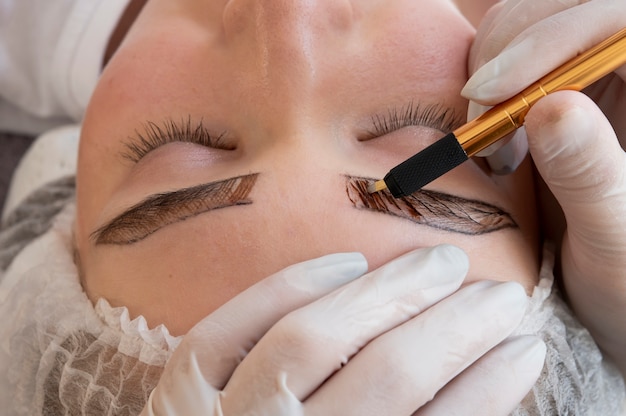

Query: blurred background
<box><xmin>0</xmin><ymin>133</ymin><xmax>34</xmax><ymax>212</ymax></box>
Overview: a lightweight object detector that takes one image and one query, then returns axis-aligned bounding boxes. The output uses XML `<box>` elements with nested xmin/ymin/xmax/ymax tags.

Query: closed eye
<box><xmin>122</xmin><ymin>117</ymin><xmax>235</xmax><ymax>162</ymax></box>
<box><xmin>366</xmin><ymin>102</ymin><xmax>464</xmax><ymax>139</ymax></box>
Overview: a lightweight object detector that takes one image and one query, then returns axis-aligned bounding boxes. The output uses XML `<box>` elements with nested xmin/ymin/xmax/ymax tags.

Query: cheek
<box><xmin>81</xmin><ymin>184</ymin><xmax>538</xmax><ymax>337</ymax></box>
<box><xmin>81</xmin><ymin>220</ymin><xmax>268</xmax><ymax>336</ymax></box>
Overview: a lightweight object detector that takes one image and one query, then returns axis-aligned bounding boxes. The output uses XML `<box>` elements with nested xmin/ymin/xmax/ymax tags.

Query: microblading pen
<box><xmin>369</xmin><ymin>27</ymin><xmax>626</xmax><ymax>198</ymax></box>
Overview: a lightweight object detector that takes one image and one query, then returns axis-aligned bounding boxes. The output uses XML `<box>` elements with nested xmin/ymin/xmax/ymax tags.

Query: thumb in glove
<box><xmin>525</xmin><ymin>90</ymin><xmax>626</xmax><ymax>375</ymax></box>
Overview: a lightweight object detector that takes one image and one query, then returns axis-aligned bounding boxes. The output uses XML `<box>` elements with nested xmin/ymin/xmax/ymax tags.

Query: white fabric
<box><xmin>1</xmin><ymin>124</ymin><xmax>80</xmax><ymax>222</ymax></box>
<box><xmin>0</xmin><ymin>204</ymin><xmax>624</xmax><ymax>414</ymax></box>
<box><xmin>511</xmin><ymin>246</ymin><xmax>626</xmax><ymax>415</ymax></box>
<box><xmin>0</xmin><ymin>0</ymin><xmax>129</xmax><ymax>135</ymax></box>
<box><xmin>0</xmin><ymin>204</ymin><xmax>181</xmax><ymax>414</ymax></box>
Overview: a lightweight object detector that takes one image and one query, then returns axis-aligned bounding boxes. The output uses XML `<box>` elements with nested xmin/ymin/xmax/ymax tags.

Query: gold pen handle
<box><xmin>457</xmin><ymin>27</ymin><xmax>626</xmax><ymax>157</ymax></box>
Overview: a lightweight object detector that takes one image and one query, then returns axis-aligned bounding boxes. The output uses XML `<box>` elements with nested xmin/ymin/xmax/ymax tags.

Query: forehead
<box><xmin>93</xmin><ymin>0</ymin><xmax>473</xmax><ymax>131</ymax></box>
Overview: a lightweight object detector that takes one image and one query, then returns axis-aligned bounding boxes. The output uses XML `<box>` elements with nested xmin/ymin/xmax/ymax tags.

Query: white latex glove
<box><xmin>462</xmin><ymin>0</ymin><xmax>626</xmax><ymax>375</ymax></box>
<box><xmin>142</xmin><ymin>245</ymin><xmax>546</xmax><ymax>415</ymax></box>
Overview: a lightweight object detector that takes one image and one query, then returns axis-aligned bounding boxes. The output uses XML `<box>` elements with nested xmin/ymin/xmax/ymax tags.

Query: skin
<box><xmin>455</xmin><ymin>0</ymin><xmax>496</xmax><ymax>27</ymax></box>
<box><xmin>77</xmin><ymin>0</ymin><xmax>539</xmax><ymax>336</ymax></box>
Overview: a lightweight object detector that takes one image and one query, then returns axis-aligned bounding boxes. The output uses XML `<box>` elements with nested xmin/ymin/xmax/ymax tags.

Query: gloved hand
<box><xmin>141</xmin><ymin>245</ymin><xmax>546</xmax><ymax>415</ymax></box>
<box><xmin>462</xmin><ymin>0</ymin><xmax>626</xmax><ymax>375</ymax></box>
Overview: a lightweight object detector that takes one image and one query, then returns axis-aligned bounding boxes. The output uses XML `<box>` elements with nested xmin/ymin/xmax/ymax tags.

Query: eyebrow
<box><xmin>346</xmin><ymin>176</ymin><xmax>517</xmax><ymax>235</ymax></box>
<box><xmin>92</xmin><ymin>173</ymin><xmax>259</xmax><ymax>245</ymax></box>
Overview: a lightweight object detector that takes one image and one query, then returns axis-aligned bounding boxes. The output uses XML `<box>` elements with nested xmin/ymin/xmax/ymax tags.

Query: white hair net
<box><xmin>510</xmin><ymin>246</ymin><xmax>625</xmax><ymax>415</ymax></box>
<box><xmin>0</xmin><ymin>203</ymin><xmax>624</xmax><ymax>415</ymax></box>
<box><xmin>0</xmin><ymin>204</ymin><xmax>180</xmax><ymax>414</ymax></box>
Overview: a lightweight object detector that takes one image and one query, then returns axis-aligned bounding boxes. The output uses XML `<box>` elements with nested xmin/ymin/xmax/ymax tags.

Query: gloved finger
<box><xmin>304</xmin><ymin>280</ymin><xmax>528</xmax><ymax>415</ymax></box>
<box><xmin>484</xmin><ymin>129</ymin><xmax>529</xmax><ymax>174</ymax></box>
<box><xmin>463</xmin><ymin>0</ymin><xmax>626</xmax><ymax>104</ymax></box>
<box><xmin>415</xmin><ymin>335</ymin><xmax>546</xmax><ymax>416</ymax></box>
<box><xmin>526</xmin><ymin>91</ymin><xmax>626</xmax><ymax>247</ymax></box>
<box><xmin>220</xmin><ymin>245</ymin><xmax>468</xmax><ymax>412</ymax></box>
<box><xmin>526</xmin><ymin>90</ymin><xmax>626</xmax><ymax>373</ymax></box>
<box><xmin>465</xmin><ymin>0</ymin><xmax>585</xmax><ymax>171</ymax></box>
<box><xmin>467</xmin><ymin>0</ymin><xmax>505</xmax><ymax>68</ymax></box>
<box><xmin>467</xmin><ymin>101</ymin><xmax>528</xmax><ymax>174</ymax></box>
<box><xmin>144</xmin><ymin>252</ymin><xmax>368</xmax><ymax>415</ymax></box>
<box><xmin>180</xmin><ymin>252</ymin><xmax>368</xmax><ymax>389</ymax></box>
<box><xmin>469</xmin><ymin>0</ymin><xmax>587</xmax><ymax>74</ymax></box>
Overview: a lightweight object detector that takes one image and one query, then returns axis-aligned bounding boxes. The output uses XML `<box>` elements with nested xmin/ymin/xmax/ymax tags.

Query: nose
<box><xmin>223</xmin><ymin>0</ymin><xmax>354</xmax><ymax>33</ymax></box>
<box><xmin>222</xmin><ymin>0</ymin><xmax>355</xmax><ymax>63</ymax></box>
<box><xmin>220</xmin><ymin>0</ymin><xmax>358</xmax><ymax>144</ymax></box>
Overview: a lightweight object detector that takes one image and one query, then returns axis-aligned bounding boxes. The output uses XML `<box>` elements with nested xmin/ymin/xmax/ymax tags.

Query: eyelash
<box><xmin>123</xmin><ymin>104</ymin><xmax>459</xmax><ymax>161</ymax></box>
<box><xmin>123</xmin><ymin>118</ymin><xmax>233</xmax><ymax>162</ymax></box>
<box><xmin>368</xmin><ymin>102</ymin><xmax>462</xmax><ymax>139</ymax></box>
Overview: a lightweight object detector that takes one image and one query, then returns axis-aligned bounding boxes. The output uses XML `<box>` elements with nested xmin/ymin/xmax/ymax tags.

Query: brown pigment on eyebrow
<box><xmin>93</xmin><ymin>173</ymin><xmax>258</xmax><ymax>245</ymax></box>
<box><xmin>346</xmin><ymin>176</ymin><xmax>517</xmax><ymax>235</ymax></box>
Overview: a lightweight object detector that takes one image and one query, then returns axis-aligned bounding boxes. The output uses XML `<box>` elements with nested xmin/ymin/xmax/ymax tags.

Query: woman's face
<box><xmin>76</xmin><ymin>0</ymin><xmax>539</xmax><ymax>335</ymax></box>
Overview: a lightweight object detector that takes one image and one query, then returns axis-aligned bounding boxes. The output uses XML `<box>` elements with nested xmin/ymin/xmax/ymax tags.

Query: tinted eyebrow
<box><xmin>92</xmin><ymin>173</ymin><xmax>259</xmax><ymax>245</ymax></box>
<box><xmin>346</xmin><ymin>176</ymin><xmax>517</xmax><ymax>235</ymax></box>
